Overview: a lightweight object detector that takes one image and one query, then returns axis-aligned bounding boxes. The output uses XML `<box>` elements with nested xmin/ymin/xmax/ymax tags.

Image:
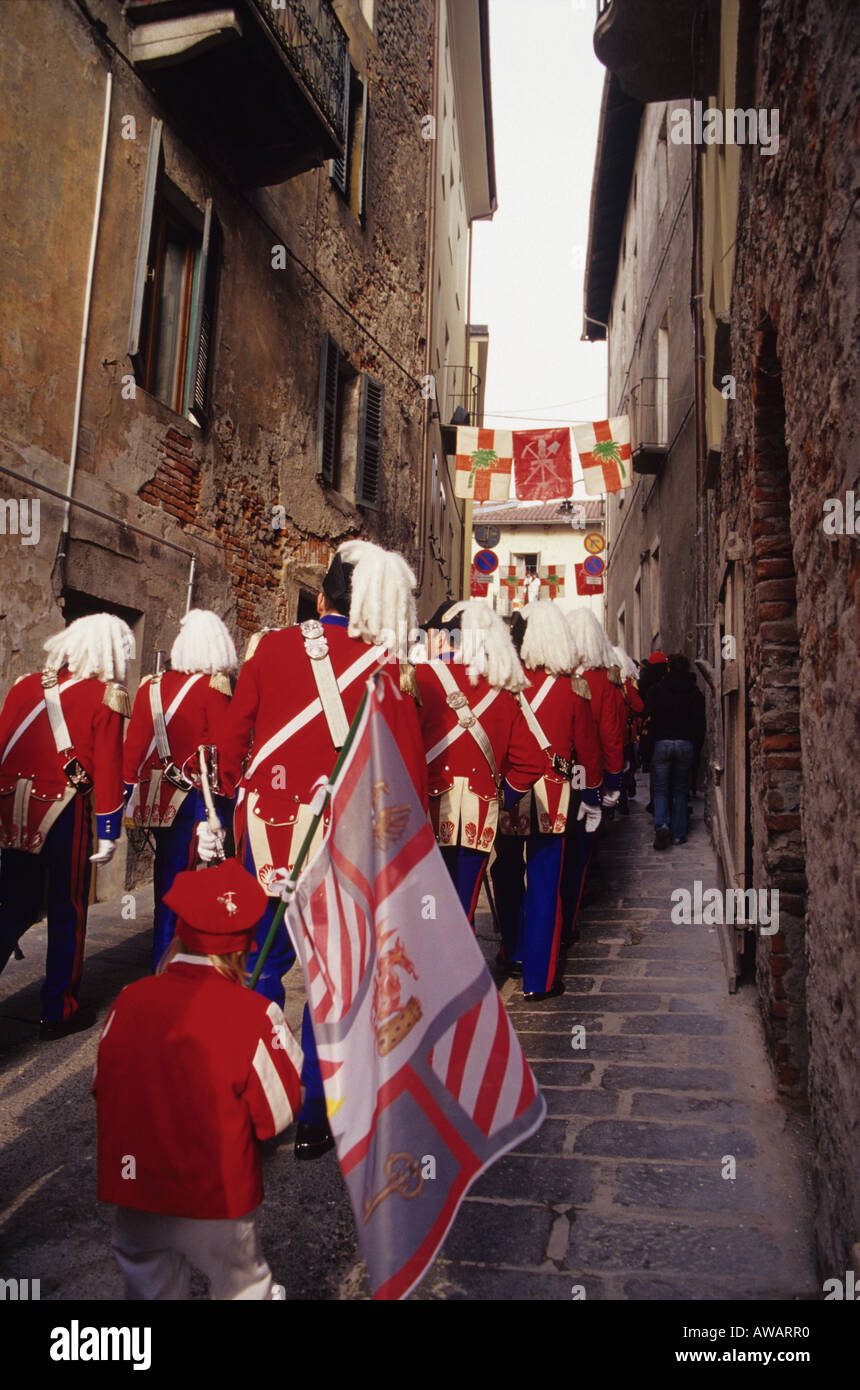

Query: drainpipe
<box><xmin>185</xmin><ymin>554</ymin><xmax>197</xmax><ymax>614</ymax></box>
<box><xmin>56</xmin><ymin>70</ymin><xmax>113</xmax><ymax>589</ymax></box>
<box><xmin>691</xmin><ymin>96</ymin><xmax>708</xmax><ymax>663</ymax></box>
<box><xmin>416</xmin><ymin>0</ymin><xmax>441</xmax><ymax>596</ymax></box>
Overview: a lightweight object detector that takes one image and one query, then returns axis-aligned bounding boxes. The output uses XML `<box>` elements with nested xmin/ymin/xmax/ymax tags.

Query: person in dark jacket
<box><xmin>640</xmin><ymin>652</ymin><xmax>705</xmax><ymax>849</ymax></box>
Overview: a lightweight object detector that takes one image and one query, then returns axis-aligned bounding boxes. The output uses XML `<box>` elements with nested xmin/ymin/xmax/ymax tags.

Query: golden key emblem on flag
<box><xmin>217</xmin><ymin>891</ymin><xmax>237</xmax><ymax>917</ymax></box>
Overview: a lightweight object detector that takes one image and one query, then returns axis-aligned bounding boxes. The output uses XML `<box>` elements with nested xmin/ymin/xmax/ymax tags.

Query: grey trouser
<box><xmin>112</xmin><ymin>1206</ymin><xmax>283</xmax><ymax>1301</ymax></box>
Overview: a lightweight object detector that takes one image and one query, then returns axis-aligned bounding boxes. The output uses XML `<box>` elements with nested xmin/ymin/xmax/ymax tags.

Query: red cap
<box><xmin>163</xmin><ymin>858</ymin><xmax>267</xmax><ymax>955</ymax></box>
<box><xmin>648</xmin><ymin>650</ymin><xmax>668</xmax><ymax>664</ymax></box>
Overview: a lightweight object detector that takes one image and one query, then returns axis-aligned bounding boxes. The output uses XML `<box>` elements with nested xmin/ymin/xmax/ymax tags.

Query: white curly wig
<box><xmin>338</xmin><ymin>539</ymin><xmax>418</xmax><ymax>662</ymax></box>
<box><xmin>443</xmin><ymin>600</ymin><xmax>527</xmax><ymax>691</ymax></box>
<box><xmin>612</xmin><ymin>644</ymin><xmax>639</xmax><ymax>682</ymax></box>
<box><xmin>43</xmin><ymin>614</ymin><xmax>135</xmax><ymax>683</ymax></box>
<box><xmin>565</xmin><ymin>606</ymin><xmax>616</xmax><ymax>671</ymax></box>
<box><xmin>519</xmin><ymin>601</ymin><xmax>579</xmax><ymax>677</ymax></box>
<box><xmin>170</xmin><ymin>609</ymin><xmax>238</xmax><ymax>675</ymax></box>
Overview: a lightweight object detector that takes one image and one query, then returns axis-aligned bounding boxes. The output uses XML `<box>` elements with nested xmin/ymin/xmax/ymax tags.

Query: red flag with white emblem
<box><xmin>512</xmin><ymin>428</ymin><xmax>573</xmax><ymax>500</ymax></box>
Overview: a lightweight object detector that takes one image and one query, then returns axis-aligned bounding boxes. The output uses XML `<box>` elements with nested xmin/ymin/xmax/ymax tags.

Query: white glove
<box><xmin>577</xmin><ymin>800</ymin><xmax>602</xmax><ymax>834</ymax></box>
<box><xmin>90</xmin><ymin>838</ymin><xmax>117</xmax><ymax>865</ymax></box>
<box><xmin>196</xmin><ymin>821</ymin><xmax>225</xmax><ymax>863</ymax></box>
<box><xmin>602</xmin><ymin>788</ymin><xmax>621</xmax><ymax>809</ymax></box>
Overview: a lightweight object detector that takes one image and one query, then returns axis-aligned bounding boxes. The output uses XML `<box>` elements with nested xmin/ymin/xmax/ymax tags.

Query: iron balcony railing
<box><xmin>251</xmin><ymin>0</ymin><xmax>348</xmax><ymax>146</ymax></box>
<box><xmin>442</xmin><ymin>365</ymin><xmax>482</xmax><ymax>424</ymax></box>
<box><xmin>630</xmin><ymin>377</ymin><xmax>669</xmax><ymax>450</ymax></box>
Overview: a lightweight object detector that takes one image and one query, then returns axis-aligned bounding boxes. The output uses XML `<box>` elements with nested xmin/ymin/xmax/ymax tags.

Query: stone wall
<box><xmin>717</xmin><ymin>0</ymin><xmax>860</xmax><ymax>1274</ymax></box>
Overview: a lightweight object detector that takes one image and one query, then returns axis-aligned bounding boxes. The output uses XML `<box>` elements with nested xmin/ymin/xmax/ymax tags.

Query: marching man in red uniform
<box><xmin>491</xmin><ymin>602</ymin><xmax>603</xmax><ymax>1000</ymax></box>
<box><xmin>415</xmin><ymin>599</ymin><xmax>544</xmax><ymax>924</ymax></box>
<box><xmin>218</xmin><ymin>540</ymin><xmax>426</xmax><ymax>1159</ymax></box>
<box><xmin>0</xmin><ymin>614</ymin><xmax>133</xmax><ymax>1039</ymax></box>
<box><xmin>559</xmin><ymin>606</ymin><xmax>627</xmax><ymax>942</ymax></box>
<box><xmin>94</xmin><ymin>857</ymin><xmax>303</xmax><ymax>1300</ymax></box>
<box><xmin>123</xmin><ymin>609</ymin><xmax>237</xmax><ymax>970</ymax></box>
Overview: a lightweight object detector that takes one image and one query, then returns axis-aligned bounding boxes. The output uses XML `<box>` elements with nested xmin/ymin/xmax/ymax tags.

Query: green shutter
<box><xmin>330</xmin><ymin>55</ymin><xmax>352</xmax><ymax>196</ymax></box>
<box><xmin>128</xmin><ymin>118</ymin><xmax>163</xmax><ymax>367</ymax></box>
<box><xmin>184</xmin><ymin>200</ymin><xmax>218</xmax><ymax>425</ymax></box>
<box><xmin>317</xmin><ymin>334</ymin><xmax>340</xmax><ymax>484</ymax></box>
<box><xmin>356</xmin><ymin>374</ymin><xmax>383</xmax><ymax>509</ymax></box>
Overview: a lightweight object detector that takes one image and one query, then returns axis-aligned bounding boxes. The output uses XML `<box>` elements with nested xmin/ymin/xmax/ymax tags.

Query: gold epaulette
<box><xmin>399</xmin><ymin>661</ymin><xmax>421</xmax><ymax>705</ymax></box>
<box><xmin>103</xmin><ymin>682</ymin><xmax>131</xmax><ymax>717</ymax></box>
<box><xmin>571</xmin><ymin>675</ymin><xmax>591</xmax><ymax>700</ymax></box>
<box><xmin>244</xmin><ymin>629</ymin><xmax>274</xmax><ymax>663</ymax></box>
<box><xmin>209</xmin><ymin>672</ymin><xmax>232</xmax><ymax>696</ymax></box>
<box><xmin>607</xmin><ymin>664</ymin><xmax>623</xmax><ymax>687</ymax></box>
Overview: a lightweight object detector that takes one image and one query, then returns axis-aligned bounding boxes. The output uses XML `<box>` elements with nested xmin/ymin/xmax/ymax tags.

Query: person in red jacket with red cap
<box><xmin>123</xmin><ymin>609</ymin><xmax>237</xmax><ymax>971</ymax></box>
<box><xmin>0</xmin><ymin>614</ymin><xmax>133</xmax><ymax>1039</ymax></box>
<box><xmin>491</xmin><ymin>602</ymin><xmax>603</xmax><ymax>1000</ymax></box>
<box><xmin>94</xmin><ymin>857</ymin><xmax>303</xmax><ymax>1300</ymax></box>
<box><xmin>415</xmin><ymin>599</ymin><xmax>544</xmax><ymax>924</ymax></box>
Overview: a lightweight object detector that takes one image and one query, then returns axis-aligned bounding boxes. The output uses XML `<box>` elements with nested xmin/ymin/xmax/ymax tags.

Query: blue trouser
<box><xmin>151</xmin><ymin>792</ymin><xmax>235</xmax><ymax>972</ymax></box>
<box><xmin>652</xmin><ymin>739</ymin><xmax>694</xmax><ymax>842</ymax></box>
<box><xmin>0</xmin><ymin>795</ymin><xmax>92</xmax><ymax>1023</ymax></box>
<box><xmin>491</xmin><ymin>832</ymin><xmax>565</xmax><ymax>994</ymax></box>
<box><xmin>241</xmin><ymin>836</ymin><xmax>324</xmax><ymax>1126</ymax></box>
<box><xmin>440</xmin><ymin>845</ymin><xmax>488</xmax><ymax>923</ymax></box>
<box><xmin>559</xmin><ymin>796</ymin><xmax>594</xmax><ymax>944</ymax></box>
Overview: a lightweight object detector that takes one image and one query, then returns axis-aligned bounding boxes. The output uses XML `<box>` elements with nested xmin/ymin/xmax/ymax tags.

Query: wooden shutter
<box><xmin>184</xmin><ymin>201</ymin><xmax>218</xmax><ymax>425</ymax></box>
<box><xmin>317</xmin><ymin>334</ymin><xmax>340</xmax><ymax>484</ymax></box>
<box><xmin>357</xmin><ymin>78</ymin><xmax>369</xmax><ymax>221</ymax></box>
<box><xmin>356</xmin><ymin>374</ymin><xmax>383</xmax><ymax>509</ymax></box>
<box><xmin>330</xmin><ymin>55</ymin><xmax>352</xmax><ymax>196</ymax></box>
<box><xmin>128</xmin><ymin>118</ymin><xmax>163</xmax><ymax>367</ymax></box>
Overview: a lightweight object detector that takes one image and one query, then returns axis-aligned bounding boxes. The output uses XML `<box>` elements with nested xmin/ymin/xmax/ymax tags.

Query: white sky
<box><xmin>470</xmin><ymin>0</ymin><xmax>608</xmax><ymax>496</ymax></box>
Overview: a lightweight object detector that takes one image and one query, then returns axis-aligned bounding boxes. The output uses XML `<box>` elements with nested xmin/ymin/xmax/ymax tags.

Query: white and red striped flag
<box><xmin>286</xmin><ymin>675</ymin><xmax>545</xmax><ymax>1300</ymax></box>
<box><xmin>454</xmin><ymin>426</ymin><xmax>513</xmax><ymax>501</ymax></box>
<box><xmin>573</xmin><ymin>416</ymin><xmax>633</xmax><ymax>494</ymax></box>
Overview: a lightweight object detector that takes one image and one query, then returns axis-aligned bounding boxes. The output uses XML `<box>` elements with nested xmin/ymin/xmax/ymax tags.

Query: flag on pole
<box><xmin>538</xmin><ymin>563</ymin><xmax>565</xmax><ymax>599</ymax></box>
<box><xmin>286</xmin><ymin>675</ymin><xmax>546</xmax><ymax>1300</ymax></box>
<box><xmin>512</xmin><ymin>428</ymin><xmax>573</xmax><ymax>500</ymax></box>
<box><xmin>573</xmin><ymin>417</ymin><xmax>633</xmax><ymax>494</ymax></box>
<box><xmin>454</xmin><ymin>426</ymin><xmax>513</xmax><ymax>501</ymax></box>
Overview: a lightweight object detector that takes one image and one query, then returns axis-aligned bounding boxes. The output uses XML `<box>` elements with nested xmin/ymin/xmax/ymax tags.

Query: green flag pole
<box><xmin>249</xmin><ymin>686</ymin><xmax>371</xmax><ymax>989</ymax></box>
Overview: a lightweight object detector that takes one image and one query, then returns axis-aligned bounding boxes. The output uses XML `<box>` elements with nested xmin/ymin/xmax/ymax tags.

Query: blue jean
<box><xmin>652</xmin><ymin>740</ymin><xmax>694</xmax><ymax>842</ymax></box>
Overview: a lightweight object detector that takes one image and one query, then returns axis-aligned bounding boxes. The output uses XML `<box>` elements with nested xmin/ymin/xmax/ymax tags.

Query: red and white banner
<box><xmin>497</xmin><ymin>564</ymin><xmax>526</xmax><ymax>616</ymax></box>
<box><xmin>286</xmin><ymin>676</ymin><xmax>546</xmax><ymax>1299</ymax></box>
<box><xmin>573</xmin><ymin>417</ymin><xmax>633</xmax><ymax>495</ymax></box>
<box><xmin>512</xmin><ymin>428</ymin><xmax>573</xmax><ymax>501</ymax></box>
<box><xmin>454</xmin><ymin>426</ymin><xmax>513</xmax><ymax>502</ymax></box>
<box><xmin>469</xmin><ymin>563</ymin><xmax>491</xmax><ymax>597</ymax></box>
<box><xmin>538</xmin><ymin>564</ymin><xmax>565</xmax><ymax>599</ymax></box>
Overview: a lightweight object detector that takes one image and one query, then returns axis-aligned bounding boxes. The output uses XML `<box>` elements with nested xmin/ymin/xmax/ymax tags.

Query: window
<box><xmin>650</xmin><ymin>542</ymin><xmax>661</xmax><ymax>642</ymax></box>
<box><xmin>657</xmin><ymin>114</ymin><xmax>669</xmax><ymax>215</ymax></box>
<box><xmin>429</xmin><ymin>449</ymin><xmax>439</xmax><ymax>543</ymax></box>
<box><xmin>632</xmin><ymin>569</ymin><xmax>642</xmax><ymax>662</ymax></box>
<box><xmin>330</xmin><ymin>60</ymin><xmax>369</xmax><ymax>222</ymax></box>
<box><xmin>617</xmin><ymin>603</ymin><xmax>626</xmax><ymax>648</ymax></box>
<box><xmin>439</xmin><ymin>480</ymin><xmax>447</xmax><ymax>576</ymax></box>
<box><xmin>316</xmin><ymin>334</ymin><xmax>383</xmax><ymax>509</ymax></box>
<box><xmin>657</xmin><ymin>314</ymin><xmax>669</xmax><ymax>443</ymax></box>
<box><xmin>129</xmin><ymin>120</ymin><xmax>219</xmax><ymax>425</ymax></box>
<box><xmin>514</xmin><ymin>552</ymin><xmax>539</xmax><ymax>573</ymax></box>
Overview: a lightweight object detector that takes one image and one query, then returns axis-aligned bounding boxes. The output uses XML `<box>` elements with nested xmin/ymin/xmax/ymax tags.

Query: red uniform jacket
<box><xmin>123</xmin><ymin>671</ymin><xmax>232</xmax><ymax>827</ymax></box>
<box><xmin>0</xmin><ymin>670</ymin><xmax>125</xmax><ymax>850</ymax></box>
<box><xmin>415</xmin><ymin>660</ymin><xmax>544</xmax><ymax>851</ymax></box>
<box><xmin>582</xmin><ymin>667</ymin><xmax>626</xmax><ymax>776</ymax></box>
<box><xmin>94</xmin><ymin>958</ymin><xmax>303</xmax><ymax>1219</ymax></box>
<box><xmin>219</xmin><ymin>617</ymin><xmax>427</xmax><ymax>886</ymax></box>
<box><xmin>500</xmin><ymin>667</ymin><xmax>603</xmax><ymax>837</ymax></box>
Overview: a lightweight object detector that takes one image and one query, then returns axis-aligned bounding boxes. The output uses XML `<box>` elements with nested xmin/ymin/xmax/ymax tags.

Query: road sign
<box><xmin>584</xmin><ymin>554</ymin><xmax>605</xmax><ymax>576</ymax></box>
<box><xmin>584</xmin><ymin>532</ymin><xmax>605</xmax><ymax>554</ymax></box>
<box><xmin>474</xmin><ymin>524</ymin><xmax>501</xmax><ymax>549</ymax></box>
<box><xmin>470</xmin><ymin>564</ymin><xmax>490</xmax><ymax>596</ymax></box>
<box><xmin>474</xmin><ymin>549</ymin><xmax>499</xmax><ymax>575</ymax></box>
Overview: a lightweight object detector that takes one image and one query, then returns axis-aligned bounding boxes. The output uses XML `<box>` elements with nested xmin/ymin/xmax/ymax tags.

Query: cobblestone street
<box><xmin>1</xmin><ymin>789</ymin><xmax>819</xmax><ymax>1301</ymax></box>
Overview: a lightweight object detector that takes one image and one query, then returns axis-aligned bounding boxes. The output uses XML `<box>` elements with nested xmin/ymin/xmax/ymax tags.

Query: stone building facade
<box><xmin>585</xmin><ymin>0</ymin><xmax>860</xmax><ymax>1277</ymax></box>
<box><xmin>0</xmin><ymin>0</ymin><xmax>495</xmax><ymax>892</ymax></box>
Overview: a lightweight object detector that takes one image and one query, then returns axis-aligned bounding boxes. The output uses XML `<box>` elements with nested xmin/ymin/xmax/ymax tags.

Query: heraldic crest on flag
<box><xmin>285</xmin><ymin>674</ymin><xmax>546</xmax><ymax>1299</ymax></box>
<box><xmin>573</xmin><ymin>416</ymin><xmax>633</xmax><ymax>495</ymax></box>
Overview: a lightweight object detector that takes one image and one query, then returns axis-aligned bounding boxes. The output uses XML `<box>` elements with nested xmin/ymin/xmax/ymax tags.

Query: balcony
<box><xmin>593</xmin><ymin>0</ymin><xmax>713</xmax><ymax>103</ymax></box>
<box><xmin>437</xmin><ymin>366</ymin><xmax>483</xmax><ymax>456</ymax></box>
<box><xmin>630</xmin><ymin>378</ymin><xmax>669</xmax><ymax>474</ymax></box>
<box><xmin>126</xmin><ymin>0</ymin><xmax>348</xmax><ymax>186</ymax></box>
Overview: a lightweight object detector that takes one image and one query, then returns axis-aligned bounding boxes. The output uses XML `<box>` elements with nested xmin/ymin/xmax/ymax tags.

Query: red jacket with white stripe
<box><xmin>123</xmin><ymin>671</ymin><xmax>232</xmax><ymax>826</ymax></box>
<box><xmin>94</xmin><ymin>958</ymin><xmax>303</xmax><ymax>1219</ymax></box>
<box><xmin>415</xmin><ymin>661</ymin><xmax>544</xmax><ymax>850</ymax></box>
<box><xmin>582</xmin><ymin>667</ymin><xmax>626</xmax><ymax>775</ymax></box>
<box><xmin>218</xmin><ymin>618</ymin><xmax>427</xmax><ymax>865</ymax></box>
<box><xmin>499</xmin><ymin>667</ymin><xmax>603</xmax><ymax>836</ymax></box>
<box><xmin>0</xmin><ymin>670</ymin><xmax>125</xmax><ymax>849</ymax></box>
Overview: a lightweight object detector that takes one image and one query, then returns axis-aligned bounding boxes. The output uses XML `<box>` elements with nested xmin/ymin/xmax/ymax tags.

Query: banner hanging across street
<box><xmin>573</xmin><ymin>416</ymin><xmax>633</xmax><ymax>495</ymax></box>
<box><xmin>286</xmin><ymin>676</ymin><xmax>547</xmax><ymax>1300</ymax></box>
<box><xmin>512</xmin><ymin>427</ymin><xmax>573</xmax><ymax>500</ymax></box>
<box><xmin>454</xmin><ymin>426</ymin><xmax>514</xmax><ymax>501</ymax></box>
